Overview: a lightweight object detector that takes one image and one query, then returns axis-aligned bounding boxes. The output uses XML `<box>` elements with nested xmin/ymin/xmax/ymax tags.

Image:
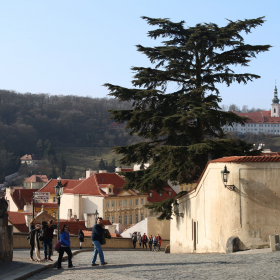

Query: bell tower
<box><xmin>271</xmin><ymin>83</ymin><xmax>280</xmax><ymax>117</ymax></box>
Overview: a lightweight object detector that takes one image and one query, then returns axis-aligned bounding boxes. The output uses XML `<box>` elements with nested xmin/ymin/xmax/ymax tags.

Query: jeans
<box><xmin>57</xmin><ymin>246</ymin><xmax>72</xmax><ymax>268</ymax></box>
<box><xmin>43</xmin><ymin>238</ymin><xmax>52</xmax><ymax>258</ymax></box>
<box><xmin>142</xmin><ymin>242</ymin><xmax>147</xmax><ymax>248</ymax></box>
<box><xmin>92</xmin><ymin>240</ymin><xmax>104</xmax><ymax>264</ymax></box>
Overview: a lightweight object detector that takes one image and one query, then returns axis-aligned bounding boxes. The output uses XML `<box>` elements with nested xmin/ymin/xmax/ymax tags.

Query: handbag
<box><xmin>54</xmin><ymin>240</ymin><xmax>62</xmax><ymax>251</ymax></box>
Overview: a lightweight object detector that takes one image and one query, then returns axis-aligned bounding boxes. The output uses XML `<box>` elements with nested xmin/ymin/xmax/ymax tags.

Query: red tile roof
<box><xmin>11</xmin><ymin>189</ymin><xmax>37</xmax><ymax>210</ymax></box>
<box><xmin>118</xmin><ymin>168</ymin><xmax>133</xmax><ymax>172</ymax></box>
<box><xmin>20</xmin><ymin>154</ymin><xmax>39</xmax><ymax>160</ymax></box>
<box><xmin>236</xmin><ymin>111</ymin><xmax>280</xmax><ymax>124</ymax></box>
<box><xmin>34</xmin><ymin>202</ymin><xmax>58</xmax><ymax>209</ymax></box>
<box><xmin>24</xmin><ymin>175</ymin><xmax>48</xmax><ymax>183</ymax></box>
<box><xmin>210</xmin><ymin>155</ymin><xmax>280</xmax><ymax>163</ymax></box>
<box><xmin>147</xmin><ymin>185</ymin><xmax>177</xmax><ymax>203</ymax></box>
<box><xmin>39</xmin><ymin>179</ymin><xmax>84</xmax><ymax>194</ymax></box>
<box><xmin>63</xmin><ymin>173</ymin><xmax>126</xmax><ymax>196</ymax></box>
<box><xmin>8</xmin><ymin>211</ymin><xmax>30</xmax><ymax>232</ymax></box>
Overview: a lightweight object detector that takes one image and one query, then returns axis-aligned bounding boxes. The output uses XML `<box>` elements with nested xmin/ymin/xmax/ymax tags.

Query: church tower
<box><xmin>271</xmin><ymin>84</ymin><xmax>280</xmax><ymax>117</ymax></box>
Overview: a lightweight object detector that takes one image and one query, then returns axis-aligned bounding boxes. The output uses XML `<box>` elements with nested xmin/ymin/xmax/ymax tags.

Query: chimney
<box><xmin>67</xmin><ymin>209</ymin><xmax>72</xmax><ymax>220</ymax></box>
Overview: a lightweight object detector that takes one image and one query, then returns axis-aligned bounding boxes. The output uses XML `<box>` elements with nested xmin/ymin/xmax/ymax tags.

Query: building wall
<box><xmin>5</xmin><ymin>189</ymin><xmax>19</xmax><ymax>212</ymax></box>
<box><xmin>104</xmin><ymin>194</ymin><xmax>152</xmax><ymax>229</ymax></box>
<box><xmin>171</xmin><ymin>161</ymin><xmax>280</xmax><ymax>254</ymax></box>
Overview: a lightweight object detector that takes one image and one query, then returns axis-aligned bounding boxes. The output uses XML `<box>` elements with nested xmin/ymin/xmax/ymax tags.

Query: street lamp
<box><xmin>93</xmin><ymin>209</ymin><xmax>99</xmax><ymax>223</ymax></box>
<box><xmin>173</xmin><ymin>200</ymin><xmax>184</xmax><ymax>217</ymax></box>
<box><xmin>221</xmin><ymin>165</ymin><xmax>236</xmax><ymax>191</ymax></box>
<box><xmin>54</xmin><ymin>180</ymin><xmax>64</xmax><ymax>240</ymax></box>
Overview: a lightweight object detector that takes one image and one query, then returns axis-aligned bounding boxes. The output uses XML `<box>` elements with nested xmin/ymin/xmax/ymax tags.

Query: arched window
<box><xmin>274</xmin><ymin>108</ymin><xmax>276</xmax><ymax>113</ymax></box>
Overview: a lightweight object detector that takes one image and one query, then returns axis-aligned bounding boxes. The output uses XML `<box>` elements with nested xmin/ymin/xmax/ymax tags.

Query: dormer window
<box><xmin>169</xmin><ymin>191</ymin><xmax>172</xmax><ymax>196</ymax></box>
<box><xmin>109</xmin><ymin>188</ymin><xmax>112</xmax><ymax>193</ymax></box>
<box><xmin>149</xmin><ymin>193</ymin><xmax>153</xmax><ymax>197</ymax></box>
<box><xmin>160</xmin><ymin>192</ymin><xmax>163</xmax><ymax>197</ymax></box>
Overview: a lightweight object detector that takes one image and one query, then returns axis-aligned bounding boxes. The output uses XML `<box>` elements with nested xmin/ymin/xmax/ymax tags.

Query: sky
<box><xmin>0</xmin><ymin>0</ymin><xmax>279</xmax><ymax>109</ymax></box>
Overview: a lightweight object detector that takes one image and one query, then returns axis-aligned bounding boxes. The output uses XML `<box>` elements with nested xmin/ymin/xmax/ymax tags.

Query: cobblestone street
<box><xmin>24</xmin><ymin>250</ymin><xmax>280</xmax><ymax>280</ymax></box>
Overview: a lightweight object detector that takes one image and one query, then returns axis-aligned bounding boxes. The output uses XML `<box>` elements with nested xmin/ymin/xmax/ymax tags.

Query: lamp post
<box><xmin>173</xmin><ymin>200</ymin><xmax>184</xmax><ymax>217</ymax></box>
<box><xmin>221</xmin><ymin>165</ymin><xmax>230</xmax><ymax>187</ymax></box>
<box><xmin>54</xmin><ymin>180</ymin><xmax>64</xmax><ymax>240</ymax></box>
<box><xmin>221</xmin><ymin>165</ymin><xmax>236</xmax><ymax>191</ymax></box>
<box><xmin>93</xmin><ymin>209</ymin><xmax>99</xmax><ymax>224</ymax></box>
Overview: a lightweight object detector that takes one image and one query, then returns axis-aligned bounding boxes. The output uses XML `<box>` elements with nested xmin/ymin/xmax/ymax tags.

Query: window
<box><xmin>112</xmin><ymin>200</ymin><xmax>115</xmax><ymax>207</ymax></box>
<box><xmin>124</xmin><ymin>200</ymin><xmax>127</xmax><ymax>206</ymax></box>
<box><xmin>149</xmin><ymin>193</ymin><xmax>153</xmax><ymax>197</ymax></box>
<box><xmin>53</xmin><ymin>197</ymin><xmax>56</xmax><ymax>203</ymax></box>
<box><xmin>129</xmin><ymin>199</ymin><xmax>132</xmax><ymax>206</ymax></box>
<box><xmin>141</xmin><ymin>199</ymin><xmax>144</xmax><ymax>204</ymax></box>
<box><xmin>106</xmin><ymin>217</ymin><xmax>109</xmax><ymax>220</ymax></box>
<box><xmin>106</xmin><ymin>201</ymin><xmax>109</xmax><ymax>208</ymax></box>
<box><xmin>141</xmin><ymin>213</ymin><xmax>144</xmax><ymax>221</ymax></box>
<box><xmin>53</xmin><ymin>212</ymin><xmax>56</xmax><ymax>218</ymax></box>
<box><xmin>135</xmin><ymin>214</ymin><xmax>139</xmax><ymax>223</ymax></box>
<box><xmin>119</xmin><ymin>215</ymin><xmax>122</xmax><ymax>224</ymax></box>
<box><xmin>124</xmin><ymin>215</ymin><xmax>127</xmax><ymax>225</ymax></box>
<box><xmin>112</xmin><ymin>216</ymin><xmax>115</xmax><ymax>223</ymax></box>
<box><xmin>119</xmin><ymin>200</ymin><xmax>122</xmax><ymax>207</ymax></box>
<box><xmin>160</xmin><ymin>192</ymin><xmax>163</xmax><ymax>197</ymax></box>
<box><xmin>109</xmin><ymin>188</ymin><xmax>112</xmax><ymax>193</ymax></box>
<box><xmin>129</xmin><ymin>215</ymin><xmax>132</xmax><ymax>224</ymax></box>
<box><xmin>169</xmin><ymin>191</ymin><xmax>172</xmax><ymax>196</ymax></box>
<box><xmin>135</xmin><ymin>199</ymin><xmax>138</xmax><ymax>205</ymax></box>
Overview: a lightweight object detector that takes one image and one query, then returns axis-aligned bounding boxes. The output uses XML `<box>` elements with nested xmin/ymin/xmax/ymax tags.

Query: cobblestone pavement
<box><xmin>25</xmin><ymin>250</ymin><xmax>280</xmax><ymax>280</ymax></box>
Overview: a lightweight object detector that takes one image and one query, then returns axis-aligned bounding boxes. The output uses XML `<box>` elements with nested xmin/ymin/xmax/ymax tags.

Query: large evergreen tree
<box><xmin>104</xmin><ymin>17</ymin><xmax>270</xmax><ymax>218</ymax></box>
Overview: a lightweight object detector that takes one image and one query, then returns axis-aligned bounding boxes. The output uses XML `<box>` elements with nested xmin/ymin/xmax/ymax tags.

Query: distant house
<box><xmin>20</xmin><ymin>154</ymin><xmax>40</xmax><ymax>166</ymax></box>
<box><xmin>23</xmin><ymin>175</ymin><xmax>49</xmax><ymax>189</ymax></box>
<box><xmin>39</xmin><ymin>171</ymin><xmax>177</xmax><ymax>230</ymax></box>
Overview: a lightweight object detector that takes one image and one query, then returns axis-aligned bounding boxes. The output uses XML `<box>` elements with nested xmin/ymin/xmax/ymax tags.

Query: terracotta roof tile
<box><xmin>24</xmin><ymin>175</ymin><xmax>49</xmax><ymax>183</ymax></box>
<box><xmin>39</xmin><ymin>179</ymin><xmax>84</xmax><ymax>194</ymax></box>
<box><xmin>236</xmin><ymin>111</ymin><xmax>280</xmax><ymax>124</ymax></box>
<box><xmin>147</xmin><ymin>185</ymin><xmax>177</xmax><ymax>203</ymax></box>
<box><xmin>11</xmin><ymin>189</ymin><xmax>37</xmax><ymax>210</ymax></box>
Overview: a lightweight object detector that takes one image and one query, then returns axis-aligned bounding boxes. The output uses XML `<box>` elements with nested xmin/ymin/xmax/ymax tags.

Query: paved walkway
<box><xmin>1</xmin><ymin>248</ymin><xmax>279</xmax><ymax>280</ymax></box>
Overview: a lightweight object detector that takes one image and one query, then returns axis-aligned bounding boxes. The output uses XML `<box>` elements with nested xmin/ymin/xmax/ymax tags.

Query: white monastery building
<box><xmin>224</xmin><ymin>85</ymin><xmax>280</xmax><ymax>134</ymax></box>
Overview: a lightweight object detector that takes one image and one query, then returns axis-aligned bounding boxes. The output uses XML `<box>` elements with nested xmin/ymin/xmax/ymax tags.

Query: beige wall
<box><xmin>13</xmin><ymin>232</ymin><xmax>170</xmax><ymax>249</ymax></box>
<box><xmin>104</xmin><ymin>194</ymin><xmax>157</xmax><ymax>229</ymax></box>
<box><xmin>5</xmin><ymin>188</ymin><xmax>18</xmax><ymax>212</ymax></box>
<box><xmin>147</xmin><ymin>217</ymin><xmax>170</xmax><ymax>240</ymax></box>
<box><xmin>171</xmin><ymin>161</ymin><xmax>280</xmax><ymax>254</ymax></box>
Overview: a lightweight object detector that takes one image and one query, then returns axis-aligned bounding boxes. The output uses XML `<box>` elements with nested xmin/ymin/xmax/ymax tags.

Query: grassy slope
<box><xmin>55</xmin><ymin>147</ymin><xmax>124</xmax><ymax>178</ymax></box>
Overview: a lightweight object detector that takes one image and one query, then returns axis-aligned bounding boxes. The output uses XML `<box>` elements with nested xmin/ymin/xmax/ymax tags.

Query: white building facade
<box><xmin>224</xmin><ymin>85</ymin><xmax>280</xmax><ymax>135</ymax></box>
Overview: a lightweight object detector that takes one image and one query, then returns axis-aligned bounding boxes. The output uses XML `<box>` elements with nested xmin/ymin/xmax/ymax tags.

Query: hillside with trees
<box><xmin>0</xmin><ymin>90</ymin><xmax>138</xmax><ymax>178</ymax></box>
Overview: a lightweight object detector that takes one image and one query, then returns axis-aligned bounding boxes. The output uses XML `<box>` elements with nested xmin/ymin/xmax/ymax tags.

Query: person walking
<box><xmin>148</xmin><ymin>235</ymin><xmax>153</xmax><ymax>251</ymax></box>
<box><xmin>78</xmin><ymin>229</ymin><xmax>84</xmax><ymax>249</ymax></box>
<box><xmin>91</xmin><ymin>217</ymin><xmax>107</xmax><ymax>266</ymax></box>
<box><xmin>157</xmin><ymin>234</ymin><xmax>162</xmax><ymax>250</ymax></box>
<box><xmin>142</xmin><ymin>233</ymin><xmax>147</xmax><ymax>249</ymax></box>
<box><xmin>42</xmin><ymin>219</ymin><xmax>57</xmax><ymax>261</ymax></box>
<box><xmin>132</xmin><ymin>232</ymin><xmax>137</xmax><ymax>249</ymax></box>
<box><xmin>29</xmin><ymin>218</ymin><xmax>42</xmax><ymax>262</ymax></box>
<box><xmin>138</xmin><ymin>234</ymin><xmax>142</xmax><ymax>248</ymax></box>
<box><xmin>57</xmin><ymin>224</ymin><xmax>73</xmax><ymax>269</ymax></box>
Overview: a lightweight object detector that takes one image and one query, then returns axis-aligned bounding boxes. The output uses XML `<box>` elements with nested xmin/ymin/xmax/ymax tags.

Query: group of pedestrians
<box><xmin>132</xmin><ymin>232</ymin><xmax>162</xmax><ymax>251</ymax></box>
<box><xmin>28</xmin><ymin>216</ymin><xmax>107</xmax><ymax>269</ymax></box>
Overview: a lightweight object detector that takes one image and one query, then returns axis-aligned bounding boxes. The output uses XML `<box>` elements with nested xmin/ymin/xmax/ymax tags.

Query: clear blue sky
<box><xmin>0</xmin><ymin>0</ymin><xmax>279</xmax><ymax>109</ymax></box>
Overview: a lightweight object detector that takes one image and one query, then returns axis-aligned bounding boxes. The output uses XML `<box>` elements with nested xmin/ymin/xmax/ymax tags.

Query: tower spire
<box><xmin>272</xmin><ymin>82</ymin><xmax>279</xmax><ymax>104</ymax></box>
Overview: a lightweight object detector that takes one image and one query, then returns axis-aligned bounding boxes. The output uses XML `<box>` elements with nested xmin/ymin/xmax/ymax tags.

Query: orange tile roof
<box><xmin>24</xmin><ymin>175</ymin><xmax>49</xmax><ymax>183</ymax></box>
<box><xmin>39</xmin><ymin>179</ymin><xmax>84</xmax><ymax>194</ymax></box>
<box><xmin>20</xmin><ymin>154</ymin><xmax>39</xmax><ymax>160</ymax></box>
<box><xmin>34</xmin><ymin>202</ymin><xmax>58</xmax><ymax>209</ymax></box>
<box><xmin>236</xmin><ymin>111</ymin><xmax>280</xmax><ymax>124</ymax></box>
<box><xmin>11</xmin><ymin>189</ymin><xmax>37</xmax><ymax>210</ymax></box>
<box><xmin>8</xmin><ymin>211</ymin><xmax>30</xmax><ymax>232</ymax></box>
<box><xmin>147</xmin><ymin>185</ymin><xmax>177</xmax><ymax>203</ymax></box>
<box><xmin>210</xmin><ymin>155</ymin><xmax>280</xmax><ymax>163</ymax></box>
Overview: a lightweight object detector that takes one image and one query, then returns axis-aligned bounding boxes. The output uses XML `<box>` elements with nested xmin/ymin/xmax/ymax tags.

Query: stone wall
<box><xmin>13</xmin><ymin>232</ymin><xmax>170</xmax><ymax>249</ymax></box>
<box><xmin>0</xmin><ymin>218</ymin><xmax>13</xmax><ymax>261</ymax></box>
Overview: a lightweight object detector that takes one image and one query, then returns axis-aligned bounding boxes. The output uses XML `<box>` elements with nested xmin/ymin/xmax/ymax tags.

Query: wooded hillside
<box><xmin>0</xmin><ymin>89</ymin><xmax>137</xmax><ymax>157</ymax></box>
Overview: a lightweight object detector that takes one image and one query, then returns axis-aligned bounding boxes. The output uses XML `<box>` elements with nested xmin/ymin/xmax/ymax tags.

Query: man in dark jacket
<box><xmin>91</xmin><ymin>217</ymin><xmax>107</xmax><ymax>266</ymax></box>
<box><xmin>42</xmin><ymin>220</ymin><xmax>57</xmax><ymax>261</ymax></box>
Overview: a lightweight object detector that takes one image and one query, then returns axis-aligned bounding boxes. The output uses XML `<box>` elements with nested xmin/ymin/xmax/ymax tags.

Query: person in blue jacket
<box><xmin>91</xmin><ymin>217</ymin><xmax>107</xmax><ymax>266</ymax></box>
<box><xmin>57</xmin><ymin>224</ymin><xmax>73</xmax><ymax>269</ymax></box>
